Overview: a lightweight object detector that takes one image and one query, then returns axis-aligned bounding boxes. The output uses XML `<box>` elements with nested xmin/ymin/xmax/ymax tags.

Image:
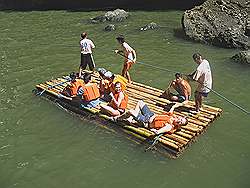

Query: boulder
<box><xmin>91</xmin><ymin>9</ymin><xmax>129</xmax><ymax>23</ymax></box>
<box><xmin>104</xmin><ymin>24</ymin><xmax>116</xmax><ymax>31</ymax></box>
<box><xmin>231</xmin><ymin>50</ymin><xmax>250</xmax><ymax>65</ymax></box>
<box><xmin>182</xmin><ymin>0</ymin><xmax>249</xmax><ymax>49</ymax></box>
<box><xmin>140</xmin><ymin>22</ymin><xmax>160</xmax><ymax>31</ymax></box>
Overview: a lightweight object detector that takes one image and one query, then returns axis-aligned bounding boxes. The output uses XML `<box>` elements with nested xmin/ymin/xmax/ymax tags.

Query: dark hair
<box><xmin>192</xmin><ymin>53</ymin><xmax>202</xmax><ymax>60</ymax></box>
<box><xmin>81</xmin><ymin>32</ymin><xmax>87</xmax><ymax>39</ymax></box>
<box><xmin>175</xmin><ymin>72</ymin><xmax>181</xmax><ymax>79</ymax></box>
<box><xmin>69</xmin><ymin>72</ymin><xmax>76</xmax><ymax>80</ymax></box>
<box><xmin>116</xmin><ymin>35</ymin><xmax>125</xmax><ymax>43</ymax></box>
<box><xmin>83</xmin><ymin>73</ymin><xmax>91</xmax><ymax>84</ymax></box>
<box><xmin>175</xmin><ymin>117</ymin><xmax>188</xmax><ymax>131</ymax></box>
<box><xmin>114</xmin><ymin>81</ymin><xmax>121</xmax><ymax>87</ymax></box>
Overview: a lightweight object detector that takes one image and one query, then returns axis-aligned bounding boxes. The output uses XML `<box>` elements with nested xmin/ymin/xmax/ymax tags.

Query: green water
<box><xmin>0</xmin><ymin>10</ymin><xmax>250</xmax><ymax>188</ymax></box>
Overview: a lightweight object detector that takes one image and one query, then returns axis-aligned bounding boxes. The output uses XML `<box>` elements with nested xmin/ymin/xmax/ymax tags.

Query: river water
<box><xmin>0</xmin><ymin>10</ymin><xmax>250</xmax><ymax>188</ymax></box>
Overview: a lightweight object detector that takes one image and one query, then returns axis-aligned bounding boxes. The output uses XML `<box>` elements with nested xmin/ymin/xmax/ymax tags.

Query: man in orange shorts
<box><xmin>115</xmin><ymin>35</ymin><xmax>137</xmax><ymax>83</ymax></box>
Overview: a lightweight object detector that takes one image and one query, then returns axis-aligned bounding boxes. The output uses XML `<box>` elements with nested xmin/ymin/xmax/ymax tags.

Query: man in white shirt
<box><xmin>115</xmin><ymin>35</ymin><xmax>136</xmax><ymax>83</ymax></box>
<box><xmin>79</xmin><ymin>32</ymin><xmax>95</xmax><ymax>77</ymax></box>
<box><xmin>189</xmin><ymin>53</ymin><xmax>212</xmax><ymax>113</ymax></box>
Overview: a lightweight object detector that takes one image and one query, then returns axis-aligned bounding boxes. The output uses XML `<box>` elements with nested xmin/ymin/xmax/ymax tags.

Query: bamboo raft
<box><xmin>34</xmin><ymin>70</ymin><xmax>222</xmax><ymax>158</ymax></box>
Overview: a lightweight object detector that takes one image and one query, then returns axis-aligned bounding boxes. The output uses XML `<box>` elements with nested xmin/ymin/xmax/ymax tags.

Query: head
<box><xmin>83</xmin><ymin>73</ymin><xmax>92</xmax><ymax>84</ymax></box>
<box><xmin>175</xmin><ymin>72</ymin><xmax>182</xmax><ymax>82</ymax></box>
<box><xmin>69</xmin><ymin>72</ymin><xmax>77</xmax><ymax>81</ymax></box>
<box><xmin>192</xmin><ymin>53</ymin><xmax>203</xmax><ymax>64</ymax></box>
<box><xmin>116</xmin><ymin>35</ymin><xmax>125</xmax><ymax>44</ymax></box>
<box><xmin>114</xmin><ymin>82</ymin><xmax>122</xmax><ymax>93</ymax></box>
<box><xmin>173</xmin><ymin>116</ymin><xmax>188</xmax><ymax>130</ymax></box>
<box><xmin>81</xmin><ymin>32</ymin><xmax>87</xmax><ymax>39</ymax></box>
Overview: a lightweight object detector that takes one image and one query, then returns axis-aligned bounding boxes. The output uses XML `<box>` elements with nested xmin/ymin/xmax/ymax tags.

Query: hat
<box><xmin>104</xmin><ymin>71</ymin><xmax>113</xmax><ymax>79</ymax></box>
<box><xmin>97</xmin><ymin>68</ymin><xmax>107</xmax><ymax>77</ymax></box>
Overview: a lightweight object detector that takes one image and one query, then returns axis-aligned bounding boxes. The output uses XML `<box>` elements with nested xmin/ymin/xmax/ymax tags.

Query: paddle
<box><xmin>145</xmin><ymin>133</ymin><xmax>164</xmax><ymax>152</ymax></box>
<box><xmin>37</xmin><ymin>77</ymin><xmax>72</xmax><ymax>96</ymax></box>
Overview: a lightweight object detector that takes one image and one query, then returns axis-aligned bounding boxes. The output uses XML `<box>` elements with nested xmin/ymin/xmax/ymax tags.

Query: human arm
<box><xmin>169</xmin><ymin>102</ymin><xmax>183</xmax><ymax>113</ymax></box>
<box><xmin>150</xmin><ymin>123</ymin><xmax>173</xmax><ymax>135</ymax></box>
<box><xmin>132</xmin><ymin>49</ymin><xmax>137</xmax><ymax>63</ymax></box>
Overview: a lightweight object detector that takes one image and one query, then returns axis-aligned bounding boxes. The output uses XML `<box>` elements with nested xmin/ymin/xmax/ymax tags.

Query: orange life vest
<box><xmin>151</xmin><ymin>112</ymin><xmax>174</xmax><ymax>129</ymax></box>
<box><xmin>82</xmin><ymin>83</ymin><xmax>100</xmax><ymax>101</ymax></box>
<box><xmin>62</xmin><ymin>79</ymin><xmax>84</xmax><ymax>96</ymax></box>
<box><xmin>110</xmin><ymin>92</ymin><xmax>128</xmax><ymax>110</ymax></box>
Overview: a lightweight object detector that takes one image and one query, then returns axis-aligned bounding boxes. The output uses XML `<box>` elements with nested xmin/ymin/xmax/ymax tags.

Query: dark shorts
<box><xmin>170</xmin><ymin>92</ymin><xmax>190</xmax><ymax>102</ymax></box>
<box><xmin>134</xmin><ymin>104</ymin><xmax>155</xmax><ymax>123</ymax></box>
<box><xmin>80</xmin><ymin>53</ymin><xmax>95</xmax><ymax>71</ymax></box>
<box><xmin>195</xmin><ymin>91</ymin><xmax>209</xmax><ymax>97</ymax></box>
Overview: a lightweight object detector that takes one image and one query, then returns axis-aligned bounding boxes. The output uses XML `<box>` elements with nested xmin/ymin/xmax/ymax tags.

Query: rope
<box><xmin>115</xmin><ymin>51</ymin><xmax>250</xmax><ymax>115</ymax></box>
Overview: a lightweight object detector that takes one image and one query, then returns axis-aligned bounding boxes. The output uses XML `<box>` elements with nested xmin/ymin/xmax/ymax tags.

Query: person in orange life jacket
<box><xmin>97</xmin><ymin>68</ymin><xmax>115</xmax><ymax>101</ymax></box>
<box><xmin>100</xmin><ymin>82</ymin><xmax>128</xmax><ymax>116</ymax></box>
<box><xmin>78</xmin><ymin>73</ymin><xmax>102</xmax><ymax>108</ymax></box>
<box><xmin>163</xmin><ymin>73</ymin><xmax>191</xmax><ymax>103</ymax></box>
<box><xmin>119</xmin><ymin>100</ymin><xmax>188</xmax><ymax>135</ymax></box>
<box><xmin>114</xmin><ymin>35</ymin><xmax>136</xmax><ymax>83</ymax></box>
<box><xmin>60</xmin><ymin>72</ymin><xmax>85</xmax><ymax>99</ymax></box>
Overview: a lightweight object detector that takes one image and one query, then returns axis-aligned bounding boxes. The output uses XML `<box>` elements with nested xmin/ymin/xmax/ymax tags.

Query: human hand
<box><xmin>109</xmin><ymin>92</ymin><xmax>114</xmax><ymax>99</ymax></box>
<box><xmin>114</xmin><ymin>49</ymin><xmax>119</xmax><ymax>54</ymax></box>
<box><xmin>150</xmin><ymin>128</ymin><xmax>159</xmax><ymax>135</ymax></box>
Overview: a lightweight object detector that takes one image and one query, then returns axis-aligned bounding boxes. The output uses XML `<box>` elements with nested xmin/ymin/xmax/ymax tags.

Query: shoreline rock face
<box><xmin>232</xmin><ymin>50</ymin><xmax>250</xmax><ymax>65</ymax></box>
<box><xmin>182</xmin><ymin>0</ymin><xmax>249</xmax><ymax>49</ymax></box>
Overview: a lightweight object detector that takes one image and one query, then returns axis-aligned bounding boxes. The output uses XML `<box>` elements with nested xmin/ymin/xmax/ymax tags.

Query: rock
<box><xmin>140</xmin><ymin>22</ymin><xmax>160</xmax><ymax>31</ymax></box>
<box><xmin>231</xmin><ymin>50</ymin><xmax>250</xmax><ymax>64</ymax></box>
<box><xmin>104</xmin><ymin>9</ymin><xmax>129</xmax><ymax>22</ymax></box>
<box><xmin>90</xmin><ymin>15</ymin><xmax>107</xmax><ymax>24</ymax></box>
<box><xmin>104</xmin><ymin>24</ymin><xmax>116</xmax><ymax>31</ymax></box>
<box><xmin>90</xmin><ymin>9</ymin><xmax>129</xmax><ymax>23</ymax></box>
<box><xmin>182</xmin><ymin>0</ymin><xmax>249</xmax><ymax>49</ymax></box>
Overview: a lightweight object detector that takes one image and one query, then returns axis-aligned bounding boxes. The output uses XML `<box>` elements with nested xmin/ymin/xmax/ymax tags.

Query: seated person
<box><xmin>162</xmin><ymin>73</ymin><xmax>191</xmax><ymax>103</ymax></box>
<box><xmin>60</xmin><ymin>72</ymin><xmax>85</xmax><ymax>98</ymax></box>
<box><xmin>78</xmin><ymin>73</ymin><xmax>101</xmax><ymax>108</ymax></box>
<box><xmin>98</xmin><ymin>68</ymin><xmax>128</xmax><ymax>101</ymax></box>
<box><xmin>100</xmin><ymin>82</ymin><xmax>128</xmax><ymax>116</ymax></box>
<box><xmin>116</xmin><ymin>100</ymin><xmax>188</xmax><ymax>135</ymax></box>
<box><xmin>98</xmin><ymin>68</ymin><xmax>115</xmax><ymax>98</ymax></box>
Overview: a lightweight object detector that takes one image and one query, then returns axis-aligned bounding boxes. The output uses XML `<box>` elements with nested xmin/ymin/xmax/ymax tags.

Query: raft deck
<box><xmin>34</xmin><ymin>71</ymin><xmax>222</xmax><ymax>158</ymax></box>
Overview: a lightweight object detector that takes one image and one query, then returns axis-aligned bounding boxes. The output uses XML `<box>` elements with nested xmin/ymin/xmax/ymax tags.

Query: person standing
<box><xmin>115</xmin><ymin>35</ymin><xmax>136</xmax><ymax>83</ymax></box>
<box><xmin>79</xmin><ymin>32</ymin><xmax>95</xmax><ymax>77</ymax></box>
<box><xmin>188</xmin><ymin>53</ymin><xmax>212</xmax><ymax>113</ymax></box>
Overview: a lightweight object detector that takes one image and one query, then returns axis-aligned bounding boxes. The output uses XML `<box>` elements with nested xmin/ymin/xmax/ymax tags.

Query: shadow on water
<box><xmin>0</xmin><ymin>0</ymin><xmax>207</xmax><ymax>12</ymax></box>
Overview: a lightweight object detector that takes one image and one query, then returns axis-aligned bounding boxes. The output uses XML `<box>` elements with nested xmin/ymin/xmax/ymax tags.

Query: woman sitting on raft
<box><xmin>115</xmin><ymin>100</ymin><xmax>188</xmax><ymax>135</ymax></box>
<box><xmin>100</xmin><ymin>82</ymin><xmax>128</xmax><ymax>116</ymax></box>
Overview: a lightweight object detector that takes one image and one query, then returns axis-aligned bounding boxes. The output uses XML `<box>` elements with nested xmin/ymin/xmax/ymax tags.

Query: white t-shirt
<box><xmin>80</xmin><ymin>38</ymin><xmax>95</xmax><ymax>54</ymax></box>
<box><xmin>193</xmin><ymin>59</ymin><xmax>212</xmax><ymax>93</ymax></box>
<box><xmin>122</xmin><ymin>42</ymin><xmax>134</xmax><ymax>61</ymax></box>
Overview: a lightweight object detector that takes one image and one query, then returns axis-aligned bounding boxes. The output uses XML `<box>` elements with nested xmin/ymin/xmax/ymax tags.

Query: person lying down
<box><xmin>111</xmin><ymin>100</ymin><xmax>188</xmax><ymax>135</ymax></box>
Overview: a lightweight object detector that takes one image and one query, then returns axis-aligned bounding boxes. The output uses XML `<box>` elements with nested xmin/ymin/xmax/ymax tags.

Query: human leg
<box><xmin>100</xmin><ymin>104</ymin><xmax>121</xmax><ymax>116</ymax></box>
<box><xmin>194</xmin><ymin>91</ymin><xmax>202</xmax><ymax>112</ymax></box>
<box><xmin>88</xmin><ymin>54</ymin><xmax>95</xmax><ymax>71</ymax></box>
<box><xmin>79</xmin><ymin>54</ymin><xmax>87</xmax><ymax>77</ymax></box>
